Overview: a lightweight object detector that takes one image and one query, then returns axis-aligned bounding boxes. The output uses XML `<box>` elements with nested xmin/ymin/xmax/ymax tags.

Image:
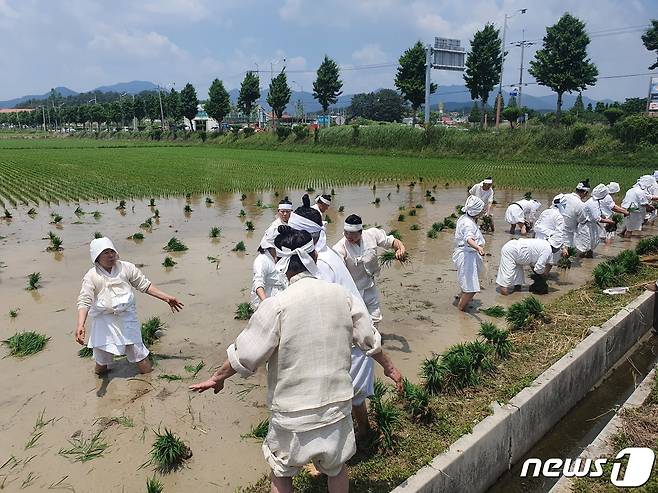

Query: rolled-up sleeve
<box><xmin>125</xmin><ymin>262</ymin><xmax>151</xmax><ymax>292</ymax></box>
<box><xmin>227</xmin><ymin>298</ymin><xmax>281</xmax><ymax>378</ymax></box>
<box><xmin>373</xmin><ymin>228</ymin><xmax>395</xmax><ymax>249</ymax></box>
<box><xmin>347</xmin><ymin>293</ymin><xmax>382</xmax><ymax>356</ymax></box>
<box><xmin>77</xmin><ymin>273</ymin><xmax>95</xmax><ymax>310</ymax></box>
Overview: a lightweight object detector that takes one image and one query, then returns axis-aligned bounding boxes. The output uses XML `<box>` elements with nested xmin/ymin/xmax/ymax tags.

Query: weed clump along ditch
<box><xmin>505</xmin><ymin>296</ymin><xmax>549</xmax><ymax>330</ymax></box>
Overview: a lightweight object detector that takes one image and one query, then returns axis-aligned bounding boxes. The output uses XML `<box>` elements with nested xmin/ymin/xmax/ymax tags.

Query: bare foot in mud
<box><xmin>95</xmin><ymin>364</ymin><xmax>109</xmax><ymax>376</ymax></box>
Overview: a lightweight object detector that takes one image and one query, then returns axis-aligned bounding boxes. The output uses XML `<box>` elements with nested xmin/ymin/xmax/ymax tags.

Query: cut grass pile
<box><xmin>3</xmin><ymin>331</ymin><xmax>49</xmax><ymax>357</ymax></box>
<box><xmin>59</xmin><ymin>431</ymin><xmax>108</xmax><ymax>462</ymax></box>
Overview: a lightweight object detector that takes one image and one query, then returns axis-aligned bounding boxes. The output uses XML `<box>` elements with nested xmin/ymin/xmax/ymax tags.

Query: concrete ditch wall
<box><xmin>392</xmin><ymin>291</ymin><xmax>655</xmax><ymax>493</ymax></box>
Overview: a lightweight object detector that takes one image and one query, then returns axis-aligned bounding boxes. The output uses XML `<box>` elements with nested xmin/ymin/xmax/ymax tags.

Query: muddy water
<box><xmin>0</xmin><ymin>184</ymin><xmax>644</xmax><ymax>492</ymax></box>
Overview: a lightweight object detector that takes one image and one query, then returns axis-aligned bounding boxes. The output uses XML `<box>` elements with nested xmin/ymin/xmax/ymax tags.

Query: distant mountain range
<box><xmin>1</xmin><ymin>80</ymin><xmax>609</xmax><ymax>113</ymax></box>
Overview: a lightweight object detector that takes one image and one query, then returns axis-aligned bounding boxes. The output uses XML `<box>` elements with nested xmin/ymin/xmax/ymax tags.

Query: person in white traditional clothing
<box><xmin>620</xmin><ymin>176</ymin><xmax>658</xmax><ymax>238</ymax></box>
<box><xmin>469</xmin><ymin>177</ymin><xmax>495</xmax><ymax>220</ymax></box>
<box><xmin>575</xmin><ymin>184</ymin><xmax>616</xmax><ymax>257</ymax></box>
<box><xmin>333</xmin><ymin>214</ymin><xmax>406</xmax><ymax>325</ymax></box>
<box><xmin>534</xmin><ymin>194</ymin><xmax>567</xmax><ymax>265</ymax></box>
<box><xmin>451</xmin><ymin>196</ymin><xmax>486</xmax><ymax>311</ymax></box>
<box><xmin>312</xmin><ymin>194</ymin><xmax>332</xmax><ymax>214</ymax></box>
<box><xmin>76</xmin><ymin>237</ymin><xmax>184</xmax><ymax>375</ymax></box>
<box><xmin>504</xmin><ymin>198</ymin><xmax>541</xmax><ymax>235</ymax></box>
<box><xmin>288</xmin><ymin>195</ymin><xmax>388</xmax><ymax>443</ymax></box>
<box><xmin>250</xmin><ymin>230</ymin><xmax>288</xmax><ymax>310</ymax></box>
<box><xmin>496</xmin><ymin>235</ymin><xmax>565</xmax><ymax>295</ymax></box>
<box><xmin>599</xmin><ymin>182</ymin><xmax>628</xmax><ymax>243</ymax></box>
<box><xmin>190</xmin><ymin>227</ymin><xmax>402</xmax><ymax>493</ymax></box>
<box><xmin>646</xmin><ymin>172</ymin><xmax>658</xmax><ymax>222</ymax></box>
<box><xmin>560</xmin><ymin>179</ymin><xmax>590</xmax><ymax>247</ymax></box>
<box><xmin>262</xmin><ymin>196</ymin><xmax>293</xmax><ymax>243</ymax></box>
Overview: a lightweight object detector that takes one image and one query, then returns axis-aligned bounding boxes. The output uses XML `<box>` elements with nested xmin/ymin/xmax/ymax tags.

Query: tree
<box><xmin>238</xmin><ymin>71</ymin><xmax>260</xmax><ymax>125</ymax></box>
<box><xmin>312</xmin><ymin>55</ymin><xmax>343</xmax><ymax>117</ymax></box>
<box><xmin>571</xmin><ymin>93</ymin><xmax>585</xmax><ymax>117</ymax></box>
<box><xmin>621</xmin><ymin>97</ymin><xmax>647</xmax><ymax>114</ymax></box>
<box><xmin>463</xmin><ymin>24</ymin><xmax>503</xmax><ymax>127</ymax></box>
<box><xmin>507</xmin><ymin>95</ymin><xmax>518</xmax><ymax>108</ymax></box>
<box><xmin>529</xmin><ymin>13</ymin><xmax>598</xmax><ymax>125</ymax></box>
<box><xmin>134</xmin><ymin>97</ymin><xmax>146</xmax><ymax>124</ymax></box>
<box><xmin>348</xmin><ymin>93</ymin><xmax>375</xmax><ymax>119</ymax></box>
<box><xmin>180</xmin><ymin>83</ymin><xmax>199</xmax><ymax>130</ymax></box>
<box><xmin>586</xmin><ymin>103</ymin><xmax>593</xmax><ymax>112</ymax></box>
<box><xmin>502</xmin><ymin>106</ymin><xmax>522</xmax><ymax>128</ymax></box>
<box><xmin>468</xmin><ymin>102</ymin><xmax>482</xmax><ymax>123</ymax></box>
<box><xmin>395</xmin><ymin>41</ymin><xmax>435</xmax><ymax>123</ymax></box>
<box><xmin>595</xmin><ymin>101</ymin><xmax>605</xmax><ymax>113</ymax></box>
<box><xmin>371</xmin><ymin>89</ymin><xmax>405</xmax><ymax>122</ymax></box>
<box><xmin>642</xmin><ymin>20</ymin><xmax>658</xmax><ymax>70</ymax></box>
<box><xmin>165</xmin><ymin>89</ymin><xmax>182</xmax><ymax>127</ymax></box>
<box><xmin>206</xmin><ymin>79</ymin><xmax>231</xmax><ymax>129</ymax></box>
<box><xmin>267</xmin><ymin>69</ymin><xmax>292</xmax><ymax>123</ymax></box>
<box><xmin>603</xmin><ymin>107</ymin><xmax>624</xmax><ymax>126</ymax></box>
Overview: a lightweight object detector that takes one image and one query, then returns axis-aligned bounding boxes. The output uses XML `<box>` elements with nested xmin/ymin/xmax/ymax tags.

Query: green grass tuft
<box><xmin>241</xmin><ymin>419</ymin><xmax>269</xmax><ymax>440</ymax></box>
<box><xmin>480</xmin><ymin>305</ymin><xmax>506</xmax><ymax>317</ymax></box>
<box><xmin>234</xmin><ymin>303</ymin><xmax>254</xmax><ymax>320</ymax></box>
<box><xmin>506</xmin><ymin>296</ymin><xmax>547</xmax><ymax>330</ymax></box>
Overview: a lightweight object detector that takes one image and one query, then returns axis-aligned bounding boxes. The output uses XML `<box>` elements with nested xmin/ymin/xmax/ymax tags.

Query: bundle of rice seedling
<box><xmin>162</xmin><ymin>256</ymin><xmax>176</xmax><ymax>268</ymax></box>
<box><xmin>401</xmin><ymin>378</ymin><xmax>434</xmax><ymax>423</ymax></box>
<box><xmin>455</xmin><ymin>204</ymin><xmax>463</xmax><ymax>213</ymax></box>
<box><xmin>205</xmin><ymin>197</ymin><xmax>214</xmax><ymax>205</ymax></box>
<box><xmin>209</xmin><ymin>227</ymin><xmax>221</xmax><ymax>238</ymax></box>
<box><xmin>140</xmin><ymin>218</ymin><xmax>153</xmax><ymax>229</ymax></box>
<box><xmin>370</xmin><ymin>398</ymin><xmax>400</xmax><ymax>450</ymax></box>
<box><xmin>480</xmin><ymin>215</ymin><xmax>494</xmax><ymax>233</ymax></box>
<box><xmin>566</xmin><ymin>246</ymin><xmax>578</xmax><ymax>257</ymax></box>
<box><xmin>480</xmin><ymin>305</ymin><xmax>506</xmax><ymax>317</ymax></box>
<box><xmin>232</xmin><ymin>241</ymin><xmax>246</xmax><ymax>252</ymax></box>
<box><xmin>388</xmin><ymin>230</ymin><xmax>402</xmax><ymax>240</ymax></box>
<box><xmin>241</xmin><ymin>419</ymin><xmax>269</xmax><ymax>440</ymax></box>
<box><xmin>409</xmin><ymin>209</ymin><xmax>417</xmax><ymax>216</ymax></box>
<box><xmin>379</xmin><ymin>250</ymin><xmax>410</xmax><ymax>267</ymax></box>
<box><xmin>245</xmin><ymin>221</ymin><xmax>255</xmax><ymax>231</ymax></box>
<box><xmin>523</xmin><ymin>191</ymin><xmax>533</xmax><ymax>200</ymax></box>
<box><xmin>164</xmin><ymin>237</ymin><xmax>187</xmax><ymax>252</ymax></box>
<box><xmin>435</xmin><ymin>344</ymin><xmax>482</xmax><ymax>392</ymax></box>
<box><xmin>146</xmin><ymin>477</ymin><xmax>164</xmax><ymax>493</ymax></box>
<box><xmin>420</xmin><ymin>355</ymin><xmax>442</xmax><ymax>395</ymax></box>
<box><xmin>442</xmin><ymin>217</ymin><xmax>456</xmax><ymax>229</ymax></box>
<box><xmin>94</xmin><ymin>231</ymin><xmax>103</xmax><ymax>239</ymax></box>
<box><xmin>636</xmin><ymin>236</ymin><xmax>658</xmax><ymax>256</ymax></box>
<box><xmin>431</xmin><ymin>222</ymin><xmax>445</xmax><ymax>232</ymax></box>
<box><xmin>529</xmin><ymin>273</ymin><xmax>549</xmax><ymax>295</ymax></box>
<box><xmin>505</xmin><ymin>296</ymin><xmax>547</xmax><ymax>330</ymax></box>
<box><xmin>78</xmin><ymin>346</ymin><xmax>93</xmax><ymax>358</ymax></box>
<box><xmin>593</xmin><ymin>261</ymin><xmax>626</xmax><ymax>289</ymax></box>
<box><xmin>141</xmin><ymin>317</ymin><xmax>166</xmax><ymax>347</ymax></box>
<box><xmin>616</xmin><ymin>250</ymin><xmax>640</xmax><ymax>274</ymax></box>
<box><xmin>338</xmin><ymin>206</ymin><xmax>345</xmax><ymax>213</ymax></box>
<box><xmin>427</xmin><ymin>229</ymin><xmax>438</xmax><ymax>239</ymax></box>
<box><xmin>149</xmin><ymin>198</ymin><xmax>156</xmax><ymax>207</ymax></box>
<box><xmin>234</xmin><ymin>302</ymin><xmax>254</xmax><ymax>320</ymax></box>
<box><xmin>116</xmin><ymin>200</ymin><xmax>126</xmax><ymax>210</ymax></box>
<box><xmin>148</xmin><ymin>428</ymin><xmax>192</xmax><ymax>473</ymax></box>
<box><xmin>324</xmin><ymin>215</ymin><xmax>332</xmax><ymax>224</ymax></box>
<box><xmin>410</xmin><ymin>224</ymin><xmax>420</xmax><ymax>231</ymax></box>
<box><xmin>238</xmin><ymin>209</ymin><xmax>246</xmax><ymax>217</ymax></box>
<box><xmin>397</xmin><ymin>214</ymin><xmax>405</xmax><ymax>222</ymax></box>
<box><xmin>478</xmin><ymin>322</ymin><xmax>513</xmax><ymax>359</ymax></box>
<box><xmin>27</xmin><ymin>272</ymin><xmax>42</xmax><ymax>290</ymax></box>
<box><xmin>50</xmin><ymin>213</ymin><xmax>63</xmax><ymax>224</ymax></box>
<box><xmin>3</xmin><ymin>331</ymin><xmax>49</xmax><ymax>357</ymax></box>
<box><xmin>130</xmin><ymin>233</ymin><xmax>145</xmax><ymax>241</ymax></box>
<box><xmin>183</xmin><ymin>205</ymin><xmax>193</xmax><ymax>214</ymax></box>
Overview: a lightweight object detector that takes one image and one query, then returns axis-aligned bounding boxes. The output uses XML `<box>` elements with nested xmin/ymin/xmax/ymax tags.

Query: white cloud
<box><xmin>88</xmin><ymin>29</ymin><xmax>186</xmax><ymax>60</ymax></box>
<box><xmin>352</xmin><ymin>43</ymin><xmax>387</xmax><ymax>64</ymax></box>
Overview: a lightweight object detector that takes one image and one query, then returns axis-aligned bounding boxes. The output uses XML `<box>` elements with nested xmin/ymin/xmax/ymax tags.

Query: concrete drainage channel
<box><xmin>392</xmin><ymin>291</ymin><xmax>657</xmax><ymax>493</ymax></box>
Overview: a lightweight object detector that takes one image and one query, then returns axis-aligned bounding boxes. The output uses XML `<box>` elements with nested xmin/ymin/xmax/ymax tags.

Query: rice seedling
<box><xmin>3</xmin><ymin>209</ymin><xmax>12</xmax><ymax>219</ymax></box>
<box><xmin>59</xmin><ymin>431</ymin><xmax>108</xmax><ymax>462</ymax></box>
<box><xmin>185</xmin><ymin>193</ymin><xmax>191</xmax><ymax>201</ymax></box>
<box><xmin>386</xmin><ymin>192</ymin><xmax>391</xmax><ymax>199</ymax></box>
<box><xmin>46</xmin><ymin>232</ymin><xmax>63</xmax><ymax>251</ymax></box>
<box><xmin>232</xmin><ymin>241</ymin><xmax>246</xmax><ymax>252</ymax></box>
<box><xmin>325</xmin><ymin>214</ymin><xmax>332</xmax><ymax>224</ymax></box>
<box><xmin>241</xmin><ymin>193</ymin><xmax>247</xmax><ymax>201</ymax></box>
<box><xmin>94</xmin><ymin>231</ymin><xmax>103</xmax><ymax>239</ymax></box>
<box><xmin>235</xmin><ymin>302</ymin><xmax>254</xmax><ymax>320</ymax></box>
<box><xmin>21</xmin><ymin>472</ymin><xmax>37</xmax><ymax>488</ymax></box>
<box><xmin>442</xmin><ymin>217</ymin><xmax>456</xmax><ymax>229</ymax></box>
<box><xmin>209</xmin><ymin>226</ymin><xmax>221</xmax><ymax>238</ymax></box>
<box><xmin>398</xmin><ymin>205</ymin><xmax>406</xmax><ymax>211</ymax></box>
<box><xmin>205</xmin><ymin>197</ymin><xmax>214</xmax><ymax>204</ymax></box>
<box><xmin>9</xmin><ymin>308</ymin><xmax>19</xmax><ymax>318</ymax></box>
<box><xmin>27</xmin><ymin>208</ymin><xmax>37</xmax><ymax>216</ymax></box>
<box><xmin>373</xmin><ymin>197</ymin><xmax>380</xmax><ymax>205</ymax></box>
<box><xmin>149</xmin><ymin>198</ymin><xmax>156</xmax><ymax>207</ymax></box>
<box><xmin>529</xmin><ymin>273</ymin><xmax>549</xmax><ymax>295</ymax></box>
<box><xmin>26</xmin><ymin>272</ymin><xmax>42</xmax><ymax>290</ymax></box>
<box><xmin>147</xmin><ymin>428</ymin><xmax>192</xmax><ymax>473</ymax></box>
<box><xmin>207</xmin><ymin>255</ymin><xmax>220</xmax><ymax>269</ymax></box>
<box><xmin>338</xmin><ymin>205</ymin><xmax>345</xmax><ymax>213</ymax></box>
<box><xmin>241</xmin><ymin>419</ymin><xmax>269</xmax><ymax>440</ymax></box>
<box><xmin>480</xmin><ymin>305</ymin><xmax>506</xmax><ymax>317</ymax></box>
<box><xmin>415</xmin><ymin>204</ymin><xmax>424</xmax><ymax>209</ymax></box>
<box><xmin>420</xmin><ymin>355</ymin><xmax>442</xmax><ymax>395</ymax></box>
<box><xmin>480</xmin><ymin>215</ymin><xmax>494</xmax><ymax>233</ymax></box>
<box><xmin>617</xmin><ymin>250</ymin><xmax>641</xmax><ymax>274</ymax></box>
<box><xmin>183</xmin><ymin>204</ymin><xmax>193</xmax><ymax>214</ymax></box>
<box><xmin>74</xmin><ymin>206</ymin><xmax>85</xmax><ymax>216</ymax></box>
<box><xmin>306</xmin><ymin>187</ymin><xmax>315</xmax><ymax>193</ymax></box>
<box><xmin>427</xmin><ymin>229</ymin><xmax>438</xmax><ymax>239</ymax></box>
<box><xmin>379</xmin><ymin>250</ymin><xmax>410</xmax><ymax>267</ymax></box>
<box><xmin>370</xmin><ymin>398</ymin><xmax>400</xmax><ymax>450</ymax></box>
<box><xmin>184</xmin><ymin>361</ymin><xmax>205</xmax><ymax>378</ymax></box>
<box><xmin>140</xmin><ymin>217</ymin><xmax>153</xmax><ymax>229</ymax></box>
<box><xmin>153</xmin><ymin>209</ymin><xmax>160</xmax><ymax>218</ymax></box>
<box><xmin>78</xmin><ymin>346</ymin><xmax>93</xmax><ymax>358</ymax></box>
<box><xmin>431</xmin><ymin>222</ymin><xmax>445</xmax><ymax>232</ymax></box>
<box><xmin>372</xmin><ymin>378</ymin><xmax>387</xmax><ymax>402</ymax></box>
<box><xmin>425</xmin><ymin>190</ymin><xmax>431</xmax><ymax>198</ymax></box>
<box><xmin>478</xmin><ymin>322</ymin><xmax>513</xmax><ymax>359</ymax></box>
<box><xmin>454</xmin><ymin>204</ymin><xmax>463</xmax><ymax>213</ymax></box>
<box><xmin>50</xmin><ymin>213</ymin><xmax>63</xmax><ymax>224</ymax></box>
<box><xmin>566</xmin><ymin>246</ymin><xmax>578</xmax><ymax>257</ymax></box>
<box><xmin>398</xmin><ymin>214</ymin><xmax>405</xmax><ymax>222</ymax></box>
<box><xmin>593</xmin><ymin>261</ymin><xmax>626</xmax><ymax>289</ymax></box>
<box><xmin>238</xmin><ymin>209</ymin><xmax>246</xmax><ymax>217</ymax></box>
<box><xmin>409</xmin><ymin>209</ymin><xmax>417</xmax><ymax>216</ymax></box>
<box><xmin>158</xmin><ymin>374</ymin><xmax>183</xmax><ymax>381</ymax></box>
<box><xmin>245</xmin><ymin>221</ymin><xmax>255</xmax><ymax>231</ymax></box>
<box><xmin>429</xmin><ymin>196</ymin><xmax>436</xmax><ymax>203</ymax></box>
<box><xmin>388</xmin><ymin>229</ymin><xmax>402</xmax><ymax>240</ymax></box>
<box><xmin>146</xmin><ymin>476</ymin><xmax>164</xmax><ymax>493</ymax></box>
<box><xmin>130</xmin><ymin>232</ymin><xmax>145</xmax><ymax>241</ymax></box>
<box><xmin>116</xmin><ymin>200</ymin><xmax>126</xmax><ymax>210</ymax></box>
<box><xmin>401</xmin><ymin>378</ymin><xmax>434</xmax><ymax>423</ymax></box>
<box><xmin>164</xmin><ymin>237</ymin><xmax>187</xmax><ymax>252</ymax></box>
<box><xmin>435</xmin><ymin>344</ymin><xmax>481</xmax><ymax>392</ymax></box>
<box><xmin>141</xmin><ymin>317</ymin><xmax>166</xmax><ymax>347</ymax></box>
<box><xmin>256</xmin><ymin>199</ymin><xmax>263</xmax><ymax>207</ymax></box>
<box><xmin>410</xmin><ymin>224</ymin><xmax>420</xmax><ymax>231</ymax></box>
<box><xmin>25</xmin><ymin>431</ymin><xmax>44</xmax><ymax>449</ymax></box>
<box><xmin>505</xmin><ymin>296</ymin><xmax>547</xmax><ymax>330</ymax></box>
<box><xmin>3</xmin><ymin>331</ymin><xmax>49</xmax><ymax>357</ymax></box>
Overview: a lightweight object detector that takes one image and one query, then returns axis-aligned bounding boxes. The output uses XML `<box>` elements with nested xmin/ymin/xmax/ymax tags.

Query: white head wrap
<box><xmin>592</xmin><ymin>184</ymin><xmax>609</xmax><ymax>200</ymax></box>
<box><xmin>275</xmin><ymin>239</ymin><xmax>319</xmax><ymax>277</ymax></box>
<box><xmin>547</xmin><ymin>233</ymin><xmax>563</xmax><ymax>249</ymax></box>
<box><xmin>638</xmin><ymin>175</ymin><xmax>655</xmax><ymax>191</ymax></box>
<box><xmin>552</xmin><ymin>194</ymin><xmax>566</xmax><ymax>212</ymax></box>
<box><xmin>653</xmin><ymin>171</ymin><xmax>658</xmax><ymax>180</ymax></box>
<box><xmin>278</xmin><ymin>203</ymin><xmax>293</xmax><ymax>211</ymax></box>
<box><xmin>90</xmin><ymin>237</ymin><xmax>117</xmax><ymax>264</ymax></box>
<box><xmin>576</xmin><ymin>181</ymin><xmax>590</xmax><ymax>192</ymax></box>
<box><xmin>482</xmin><ymin>178</ymin><xmax>493</xmax><ymax>185</ymax></box>
<box><xmin>315</xmin><ymin>195</ymin><xmax>331</xmax><ymax>205</ymax></box>
<box><xmin>288</xmin><ymin>211</ymin><xmax>327</xmax><ymax>251</ymax></box>
<box><xmin>530</xmin><ymin>199</ymin><xmax>542</xmax><ymax>212</ymax></box>
<box><xmin>607</xmin><ymin>182</ymin><xmax>620</xmax><ymax>194</ymax></box>
<box><xmin>343</xmin><ymin>222</ymin><xmax>363</xmax><ymax>232</ymax></box>
<box><xmin>462</xmin><ymin>195</ymin><xmax>485</xmax><ymax>216</ymax></box>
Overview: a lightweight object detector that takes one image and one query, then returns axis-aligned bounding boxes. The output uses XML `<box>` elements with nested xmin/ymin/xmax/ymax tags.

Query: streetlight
<box><xmin>512</xmin><ymin>29</ymin><xmax>536</xmax><ymax>110</ymax></box>
<box><xmin>292</xmin><ymin>80</ymin><xmax>304</xmax><ymax>123</ymax></box>
<box><xmin>495</xmin><ymin>7</ymin><xmax>527</xmax><ymax>128</ymax></box>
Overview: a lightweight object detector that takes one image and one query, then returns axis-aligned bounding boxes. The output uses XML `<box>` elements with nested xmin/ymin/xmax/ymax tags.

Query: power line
<box><xmin>508</xmin><ymin>23</ymin><xmax>651</xmax><ymax>45</ymax></box>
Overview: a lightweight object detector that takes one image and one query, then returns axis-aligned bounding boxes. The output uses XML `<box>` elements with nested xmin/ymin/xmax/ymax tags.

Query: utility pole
<box><xmin>514</xmin><ymin>30</ymin><xmax>535</xmax><ymax>109</ymax></box>
<box><xmin>157</xmin><ymin>85</ymin><xmax>165</xmax><ymax>130</ymax></box>
<box><xmin>495</xmin><ymin>8</ymin><xmax>527</xmax><ymax>128</ymax></box>
<box><xmin>424</xmin><ymin>45</ymin><xmax>432</xmax><ymax>125</ymax></box>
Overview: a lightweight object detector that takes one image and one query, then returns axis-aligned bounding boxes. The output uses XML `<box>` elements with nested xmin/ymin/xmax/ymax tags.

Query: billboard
<box><xmin>433</xmin><ymin>38</ymin><xmax>465</xmax><ymax>71</ymax></box>
<box><xmin>649</xmin><ymin>77</ymin><xmax>658</xmax><ymax>112</ymax></box>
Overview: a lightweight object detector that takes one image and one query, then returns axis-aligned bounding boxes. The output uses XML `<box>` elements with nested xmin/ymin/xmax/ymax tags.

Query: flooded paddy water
<box><xmin>0</xmin><ymin>183</ymin><xmax>647</xmax><ymax>492</ymax></box>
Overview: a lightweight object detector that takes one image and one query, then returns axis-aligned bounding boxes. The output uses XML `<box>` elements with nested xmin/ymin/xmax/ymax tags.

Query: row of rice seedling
<box><xmin>593</xmin><ymin>250</ymin><xmax>641</xmax><ymax>289</ymax></box>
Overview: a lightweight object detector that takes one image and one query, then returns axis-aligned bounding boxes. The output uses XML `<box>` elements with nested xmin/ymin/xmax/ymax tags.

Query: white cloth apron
<box><xmin>452</xmin><ymin>250</ymin><xmax>483</xmax><ymax>293</ymax></box>
<box><xmin>575</xmin><ymin>221</ymin><xmax>602</xmax><ymax>253</ymax></box>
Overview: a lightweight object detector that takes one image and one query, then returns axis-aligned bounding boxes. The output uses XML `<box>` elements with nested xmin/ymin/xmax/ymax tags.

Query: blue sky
<box><xmin>0</xmin><ymin>0</ymin><xmax>655</xmax><ymax>102</ymax></box>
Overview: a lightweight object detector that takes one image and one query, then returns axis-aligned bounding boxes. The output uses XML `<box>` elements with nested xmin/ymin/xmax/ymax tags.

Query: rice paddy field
<box><xmin>0</xmin><ymin>138</ymin><xmax>652</xmax><ymax>206</ymax></box>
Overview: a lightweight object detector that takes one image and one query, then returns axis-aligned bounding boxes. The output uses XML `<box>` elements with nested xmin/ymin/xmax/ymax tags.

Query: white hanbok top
<box><xmin>599</xmin><ymin>195</ymin><xmax>616</xmax><ymax>217</ymax></box>
<box><xmin>469</xmin><ymin>182</ymin><xmax>494</xmax><ymax>208</ymax></box>
<box><xmin>453</xmin><ymin>215</ymin><xmax>485</xmax><ymax>251</ymax></box>
<box><xmin>227</xmin><ymin>272</ymin><xmax>381</xmax><ymax>431</ymax></box>
<box><xmin>250</xmin><ymin>252</ymin><xmax>288</xmax><ymax>309</ymax></box>
<box><xmin>333</xmin><ymin>228</ymin><xmax>395</xmax><ymax>293</ymax></box>
<box><xmin>534</xmin><ymin>208</ymin><xmax>564</xmax><ymax>240</ymax></box>
<box><xmin>507</xmin><ymin>238</ymin><xmax>553</xmax><ymax>273</ymax></box>
<box><xmin>583</xmin><ymin>197</ymin><xmax>604</xmax><ymax>223</ymax></box>
<box><xmin>77</xmin><ymin>261</ymin><xmax>151</xmax><ymax>349</ymax></box>
<box><xmin>561</xmin><ymin>192</ymin><xmax>586</xmax><ymax>233</ymax></box>
<box><xmin>621</xmin><ymin>186</ymin><xmax>649</xmax><ymax>210</ymax></box>
<box><xmin>505</xmin><ymin>199</ymin><xmax>540</xmax><ymax>225</ymax></box>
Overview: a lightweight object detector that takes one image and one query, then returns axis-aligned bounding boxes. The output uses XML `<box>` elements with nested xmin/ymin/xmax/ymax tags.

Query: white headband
<box><xmin>316</xmin><ymin>195</ymin><xmax>331</xmax><ymax>205</ymax></box>
<box><xmin>482</xmin><ymin>179</ymin><xmax>493</xmax><ymax>184</ymax></box>
<box><xmin>343</xmin><ymin>222</ymin><xmax>363</xmax><ymax>232</ymax></box>
<box><xmin>275</xmin><ymin>239</ymin><xmax>319</xmax><ymax>277</ymax></box>
<box><xmin>278</xmin><ymin>203</ymin><xmax>293</xmax><ymax>211</ymax></box>
<box><xmin>288</xmin><ymin>212</ymin><xmax>327</xmax><ymax>251</ymax></box>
